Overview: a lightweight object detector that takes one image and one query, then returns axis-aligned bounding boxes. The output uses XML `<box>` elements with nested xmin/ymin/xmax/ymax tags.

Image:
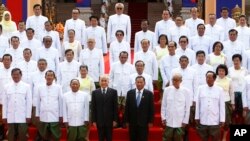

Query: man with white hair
<box><xmin>185</xmin><ymin>7</ymin><xmax>204</xmax><ymax>37</ymax></box>
<box><xmin>161</xmin><ymin>73</ymin><xmax>190</xmax><ymax>141</ymax></box>
<box><xmin>64</xmin><ymin>8</ymin><xmax>86</xmax><ymax>46</ymax></box>
<box><xmin>107</xmin><ymin>3</ymin><xmax>131</xmax><ymax>43</ymax></box>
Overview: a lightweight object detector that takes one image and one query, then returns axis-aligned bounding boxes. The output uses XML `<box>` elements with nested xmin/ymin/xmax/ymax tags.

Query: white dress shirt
<box><xmin>185</xmin><ymin>18</ymin><xmax>204</xmax><ymax>37</ymax></box>
<box><xmin>62</xmin><ymin>40</ymin><xmax>82</xmax><ymax>61</ymax></box>
<box><xmin>26</xmin><ymin>15</ymin><xmax>48</xmax><ymax>40</ymax></box>
<box><xmin>64</xmin><ymin>18</ymin><xmax>86</xmax><ymax>45</ymax></box>
<box><xmin>2</xmin><ymin>81</ymin><xmax>32</xmax><ymax>123</ymax></box>
<box><xmin>20</xmin><ymin>38</ymin><xmax>42</xmax><ymax>60</ymax></box>
<box><xmin>129</xmin><ymin>73</ymin><xmax>153</xmax><ymax>92</ymax></box>
<box><xmin>134</xmin><ymin>30</ymin><xmax>156</xmax><ymax>52</ymax></box>
<box><xmin>0</xmin><ymin>34</ymin><xmax>9</xmax><ymax>58</ymax></box>
<box><xmin>195</xmin><ymin>84</ymin><xmax>225</xmax><ymax>125</ymax></box>
<box><xmin>84</xmin><ymin>26</ymin><xmax>107</xmax><ymax>54</ymax></box>
<box><xmin>0</xmin><ymin>67</ymin><xmax>13</xmax><ymax>104</ymax></box>
<box><xmin>109</xmin><ymin>62</ymin><xmax>134</xmax><ymax>97</ymax></box>
<box><xmin>133</xmin><ymin>50</ymin><xmax>158</xmax><ymax>80</ymax></box>
<box><xmin>154</xmin><ymin>19</ymin><xmax>175</xmax><ymax>40</ymax></box>
<box><xmin>40</xmin><ymin>31</ymin><xmax>62</xmax><ymax>56</ymax></box>
<box><xmin>109</xmin><ymin>40</ymin><xmax>131</xmax><ymax>65</ymax></box>
<box><xmin>160</xmin><ymin>54</ymin><xmax>180</xmax><ymax>87</ymax></box>
<box><xmin>228</xmin><ymin>67</ymin><xmax>247</xmax><ymax>93</ymax></box>
<box><xmin>191</xmin><ymin>63</ymin><xmax>213</xmax><ymax>86</ymax></box>
<box><xmin>222</xmin><ymin>40</ymin><xmax>245</xmax><ymax>67</ymax></box>
<box><xmin>175</xmin><ymin>47</ymin><xmax>196</xmax><ymax>66</ymax></box>
<box><xmin>30</xmin><ymin>70</ymin><xmax>47</xmax><ymax>106</ymax></box>
<box><xmin>161</xmin><ymin>85</ymin><xmax>190</xmax><ymax>128</ymax></box>
<box><xmin>107</xmin><ymin>14</ymin><xmax>131</xmax><ymax>43</ymax></box>
<box><xmin>205</xmin><ymin>24</ymin><xmax>225</xmax><ymax>43</ymax></box>
<box><xmin>169</xmin><ymin>25</ymin><xmax>191</xmax><ymax>44</ymax></box>
<box><xmin>37</xmin><ymin>47</ymin><xmax>60</xmax><ymax>74</ymax></box>
<box><xmin>4</xmin><ymin>47</ymin><xmax>24</xmax><ymax>67</ymax></box>
<box><xmin>190</xmin><ymin>35</ymin><xmax>213</xmax><ymax>55</ymax></box>
<box><xmin>58</xmin><ymin>60</ymin><xmax>80</xmax><ymax>93</ymax></box>
<box><xmin>17</xmin><ymin>60</ymin><xmax>37</xmax><ymax>85</ymax></box>
<box><xmin>171</xmin><ymin>67</ymin><xmax>198</xmax><ymax>103</ymax></box>
<box><xmin>63</xmin><ymin>91</ymin><xmax>89</xmax><ymax>126</ymax></box>
<box><xmin>79</xmin><ymin>48</ymin><xmax>104</xmax><ymax>82</ymax></box>
<box><xmin>216</xmin><ymin>17</ymin><xmax>236</xmax><ymax>41</ymax></box>
<box><xmin>235</xmin><ymin>26</ymin><xmax>250</xmax><ymax>50</ymax></box>
<box><xmin>11</xmin><ymin>31</ymin><xmax>27</xmax><ymax>44</ymax></box>
<box><xmin>36</xmin><ymin>83</ymin><xmax>63</xmax><ymax>122</ymax></box>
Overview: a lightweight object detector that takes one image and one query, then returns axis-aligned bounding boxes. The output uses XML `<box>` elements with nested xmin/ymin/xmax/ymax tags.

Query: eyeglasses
<box><xmin>117</xmin><ymin>7</ymin><xmax>123</xmax><ymax>10</ymax></box>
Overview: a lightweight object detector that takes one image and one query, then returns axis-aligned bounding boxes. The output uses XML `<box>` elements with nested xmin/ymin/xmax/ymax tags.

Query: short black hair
<box><xmin>11</xmin><ymin>68</ymin><xmax>22</xmax><ymax>76</ymax></box>
<box><xmin>179</xmin><ymin>55</ymin><xmax>189</xmax><ymax>61</ymax></box>
<box><xmin>141</xmin><ymin>19</ymin><xmax>150</xmax><ymax>25</ymax></box>
<box><xmin>179</xmin><ymin>35</ymin><xmax>189</xmax><ymax>43</ymax></box>
<box><xmin>135</xmin><ymin>75</ymin><xmax>145</xmax><ymax>82</ymax></box>
<box><xmin>2</xmin><ymin>54</ymin><xmax>12</xmax><ymax>61</ymax></box>
<box><xmin>220</xmin><ymin>7</ymin><xmax>229</xmax><ymax>12</ymax></box>
<box><xmin>119</xmin><ymin>51</ymin><xmax>128</xmax><ymax>57</ymax></box>
<box><xmin>229</xmin><ymin>29</ymin><xmax>238</xmax><ymax>35</ymax></box>
<box><xmin>44</xmin><ymin>21</ymin><xmax>53</xmax><ymax>25</ymax></box>
<box><xmin>197</xmin><ymin>23</ymin><xmax>205</xmax><ymax>29</ymax></box>
<box><xmin>212</xmin><ymin>41</ymin><xmax>224</xmax><ymax>52</ymax></box>
<box><xmin>23</xmin><ymin>48</ymin><xmax>32</xmax><ymax>54</ymax></box>
<box><xmin>206</xmin><ymin>71</ymin><xmax>217</xmax><ymax>80</ymax></box>
<box><xmin>216</xmin><ymin>64</ymin><xmax>228</xmax><ymax>76</ymax></box>
<box><xmin>232</xmin><ymin>54</ymin><xmax>242</xmax><ymax>62</ymax></box>
<box><xmin>45</xmin><ymin>70</ymin><xmax>56</xmax><ymax>78</ymax></box>
<box><xmin>89</xmin><ymin>15</ymin><xmax>99</xmax><ymax>21</ymax></box>
<box><xmin>135</xmin><ymin>60</ymin><xmax>145</xmax><ymax>66</ymax></box>
<box><xmin>239</xmin><ymin>14</ymin><xmax>246</xmax><ymax>19</ymax></box>
<box><xmin>158</xmin><ymin>34</ymin><xmax>168</xmax><ymax>45</ymax></box>
<box><xmin>65</xmin><ymin>49</ymin><xmax>74</xmax><ymax>55</ymax></box>
<box><xmin>38</xmin><ymin>58</ymin><xmax>47</xmax><ymax>64</ymax></box>
<box><xmin>115</xmin><ymin>30</ymin><xmax>124</xmax><ymax>36</ymax></box>
<box><xmin>26</xmin><ymin>28</ymin><xmax>35</xmax><ymax>33</ymax></box>
<box><xmin>79</xmin><ymin>65</ymin><xmax>88</xmax><ymax>71</ymax></box>
<box><xmin>196</xmin><ymin>50</ymin><xmax>206</xmax><ymax>57</ymax></box>
<box><xmin>168</xmin><ymin>41</ymin><xmax>177</xmax><ymax>48</ymax></box>
<box><xmin>33</xmin><ymin>4</ymin><xmax>42</xmax><ymax>9</ymax></box>
<box><xmin>10</xmin><ymin>36</ymin><xmax>20</xmax><ymax>41</ymax></box>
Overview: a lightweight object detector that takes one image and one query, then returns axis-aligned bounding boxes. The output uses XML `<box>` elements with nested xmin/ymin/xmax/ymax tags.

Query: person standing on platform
<box><xmin>235</xmin><ymin>15</ymin><xmax>250</xmax><ymax>50</ymax></box>
<box><xmin>85</xmin><ymin>16</ymin><xmax>107</xmax><ymax>55</ymax></box>
<box><xmin>11</xmin><ymin>21</ymin><xmax>27</xmax><ymax>44</ymax></box>
<box><xmin>161</xmin><ymin>73</ymin><xmax>190</xmax><ymax>141</ymax></box>
<box><xmin>205</xmin><ymin>14</ymin><xmax>224</xmax><ymax>44</ymax></box>
<box><xmin>36</xmin><ymin>70</ymin><xmax>63</xmax><ymax>141</ymax></box>
<box><xmin>216</xmin><ymin>7</ymin><xmax>236</xmax><ymax>41</ymax></box>
<box><xmin>64</xmin><ymin>8</ymin><xmax>86</xmax><ymax>46</ymax></box>
<box><xmin>124</xmin><ymin>76</ymin><xmax>155</xmax><ymax>141</ymax></box>
<box><xmin>107</xmin><ymin>3</ymin><xmax>131</xmax><ymax>44</ymax></box>
<box><xmin>185</xmin><ymin>7</ymin><xmax>204</xmax><ymax>37</ymax></box>
<box><xmin>63</xmin><ymin>79</ymin><xmax>89</xmax><ymax>141</ymax></box>
<box><xmin>134</xmin><ymin>19</ymin><xmax>156</xmax><ymax>52</ymax></box>
<box><xmin>2</xmin><ymin>68</ymin><xmax>32</xmax><ymax>141</ymax></box>
<box><xmin>91</xmin><ymin>75</ymin><xmax>118</xmax><ymax>141</ymax></box>
<box><xmin>26</xmin><ymin>4</ymin><xmax>48</xmax><ymax>40</ymax></box>
<box><xmin>195</xmin><ymin>71</ymin><xmax>225</xmax><ymax>141</ymax></box>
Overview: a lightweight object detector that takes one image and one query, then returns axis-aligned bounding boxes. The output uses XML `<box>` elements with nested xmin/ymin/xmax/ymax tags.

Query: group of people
<box><xmin>0</xmin><ymin>1</ymin><xmax>250</xmax><ymax>141</ymax></box>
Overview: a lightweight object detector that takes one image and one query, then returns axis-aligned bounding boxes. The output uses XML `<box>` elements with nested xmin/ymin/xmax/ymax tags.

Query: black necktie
<box><xmin>102</xmin><ymin>89</ymin><xmax>105</xmax><ymax>95</ymax></box>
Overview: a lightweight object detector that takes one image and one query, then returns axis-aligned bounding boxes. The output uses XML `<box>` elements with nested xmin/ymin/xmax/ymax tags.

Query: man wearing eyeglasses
<box><xmin>107</xmin><ymin>3</ymin><xmax>131</xmax><ymax>44</ymax></box>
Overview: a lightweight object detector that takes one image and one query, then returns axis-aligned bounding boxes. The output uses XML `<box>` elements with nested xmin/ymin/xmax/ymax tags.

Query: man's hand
<box><xmin>162</xmin><ymin>120</ymin><xmax>166</xmax><ymax>126</ymax></box>
<box><xmin>182</xmin><ymin>123</ymin><xmax>187</xmax><ymax>128</ymax></box>
<box><xmin>59</xmin><ymin>117</ymin><xmax>63</xmax><ymax>123</ymax></box>
<box><xmin>220</xmin><ymin>122</ymin><xmax>224</xmax><ymax>127</ymax></box>
<box><xmin>2</xmin><ymin>119</ymin><xmax>7</xmax><ymax>125</ymax></box>
<box><xmin>113</xmin><ymin>121</ymin><xmax>117</xmax><ymax>127</ymax></box>
<box><xmin>195</xmin><ymin>120</ymin><xmax>200</xmax><ymax>126</ymax></box>
<box><xmin>64</xmin><ymin>122</ymin><xmax>69</xmax><ymax>129</ymax></box>
<box><xmin>148</xmin><ymin>123</ymin><xmax>153</xmax><ymax>128</ymax></box>
<box><xmin>84</xmin><ymin>121</ymin><xmax>89</xmax><ymax>126</ymax></box>
<box><xmin>92</xmin><ymin>122</ymin><xmax>97</xmax><ymax>128</ymax></box>
<box><xmin>231</xmin><ymin>104</ymin><xmax>235</xmax><ymax>110</ymax></box>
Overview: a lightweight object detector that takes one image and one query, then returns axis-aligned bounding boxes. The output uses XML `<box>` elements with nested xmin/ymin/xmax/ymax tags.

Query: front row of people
<box><xmin>1</xmin><ymin>67</ymin><xmax>155</xmax><ymax>141</ymax></box>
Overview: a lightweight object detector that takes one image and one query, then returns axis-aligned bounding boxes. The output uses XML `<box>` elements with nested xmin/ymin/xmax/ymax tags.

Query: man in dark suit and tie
<box><xmin>91</xmin><ymin>74</ymin><xmax>118</xmax><ymax>141</ymax></box>
<box><xmin>124</xmin><ymin>76</ymin><xmax>155</xmax><ymax>141</ymax></box>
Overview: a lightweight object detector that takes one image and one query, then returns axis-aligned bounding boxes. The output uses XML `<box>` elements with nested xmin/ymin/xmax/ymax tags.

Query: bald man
<box><xmin>161</xmin><ymin>73</ymin><xmax>190</xmax><ymax>141</ymax></box>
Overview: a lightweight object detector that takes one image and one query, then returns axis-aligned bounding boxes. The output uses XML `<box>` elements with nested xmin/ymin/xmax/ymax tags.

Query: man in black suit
<box><xmin>91</xmin><ymin>74</ymin><xmax>118</xmax><ymax>141</ymax></box>
<box><xmin>124</xmin><ymin>76</ymin><xmax>155</xmax><ymax>141</ymax></box>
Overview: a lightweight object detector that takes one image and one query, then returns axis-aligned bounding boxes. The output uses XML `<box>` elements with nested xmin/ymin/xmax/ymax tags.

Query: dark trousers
<box><xmin>97</xmin><ymin>125</ymin><xmax>113</xmax><ymax>141</ymax></box>
<box><xmin>129</xmin><ymin>125</ymin><xmax>148</xmax><ymax>141</ymax></box>
<box><xmin>8</xmin><ymin>123</ymin><xmax>28</xmax><ymax>141</ymax></box>
<box><xmin>197</xmin><ymin>124</ymin><xmax>220</xmax><ymax>141</ymax></box>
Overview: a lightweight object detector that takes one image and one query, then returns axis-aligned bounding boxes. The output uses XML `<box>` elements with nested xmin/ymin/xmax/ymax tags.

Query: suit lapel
<box><xmin>104</xmin><ymin>88</ymin><xmax>110</xmax><ymax>103</ymax></box>
<box><xmin>138</xmin><ymin>90</ymin><xmax>145</xmax><ymax>108</ymax></box>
